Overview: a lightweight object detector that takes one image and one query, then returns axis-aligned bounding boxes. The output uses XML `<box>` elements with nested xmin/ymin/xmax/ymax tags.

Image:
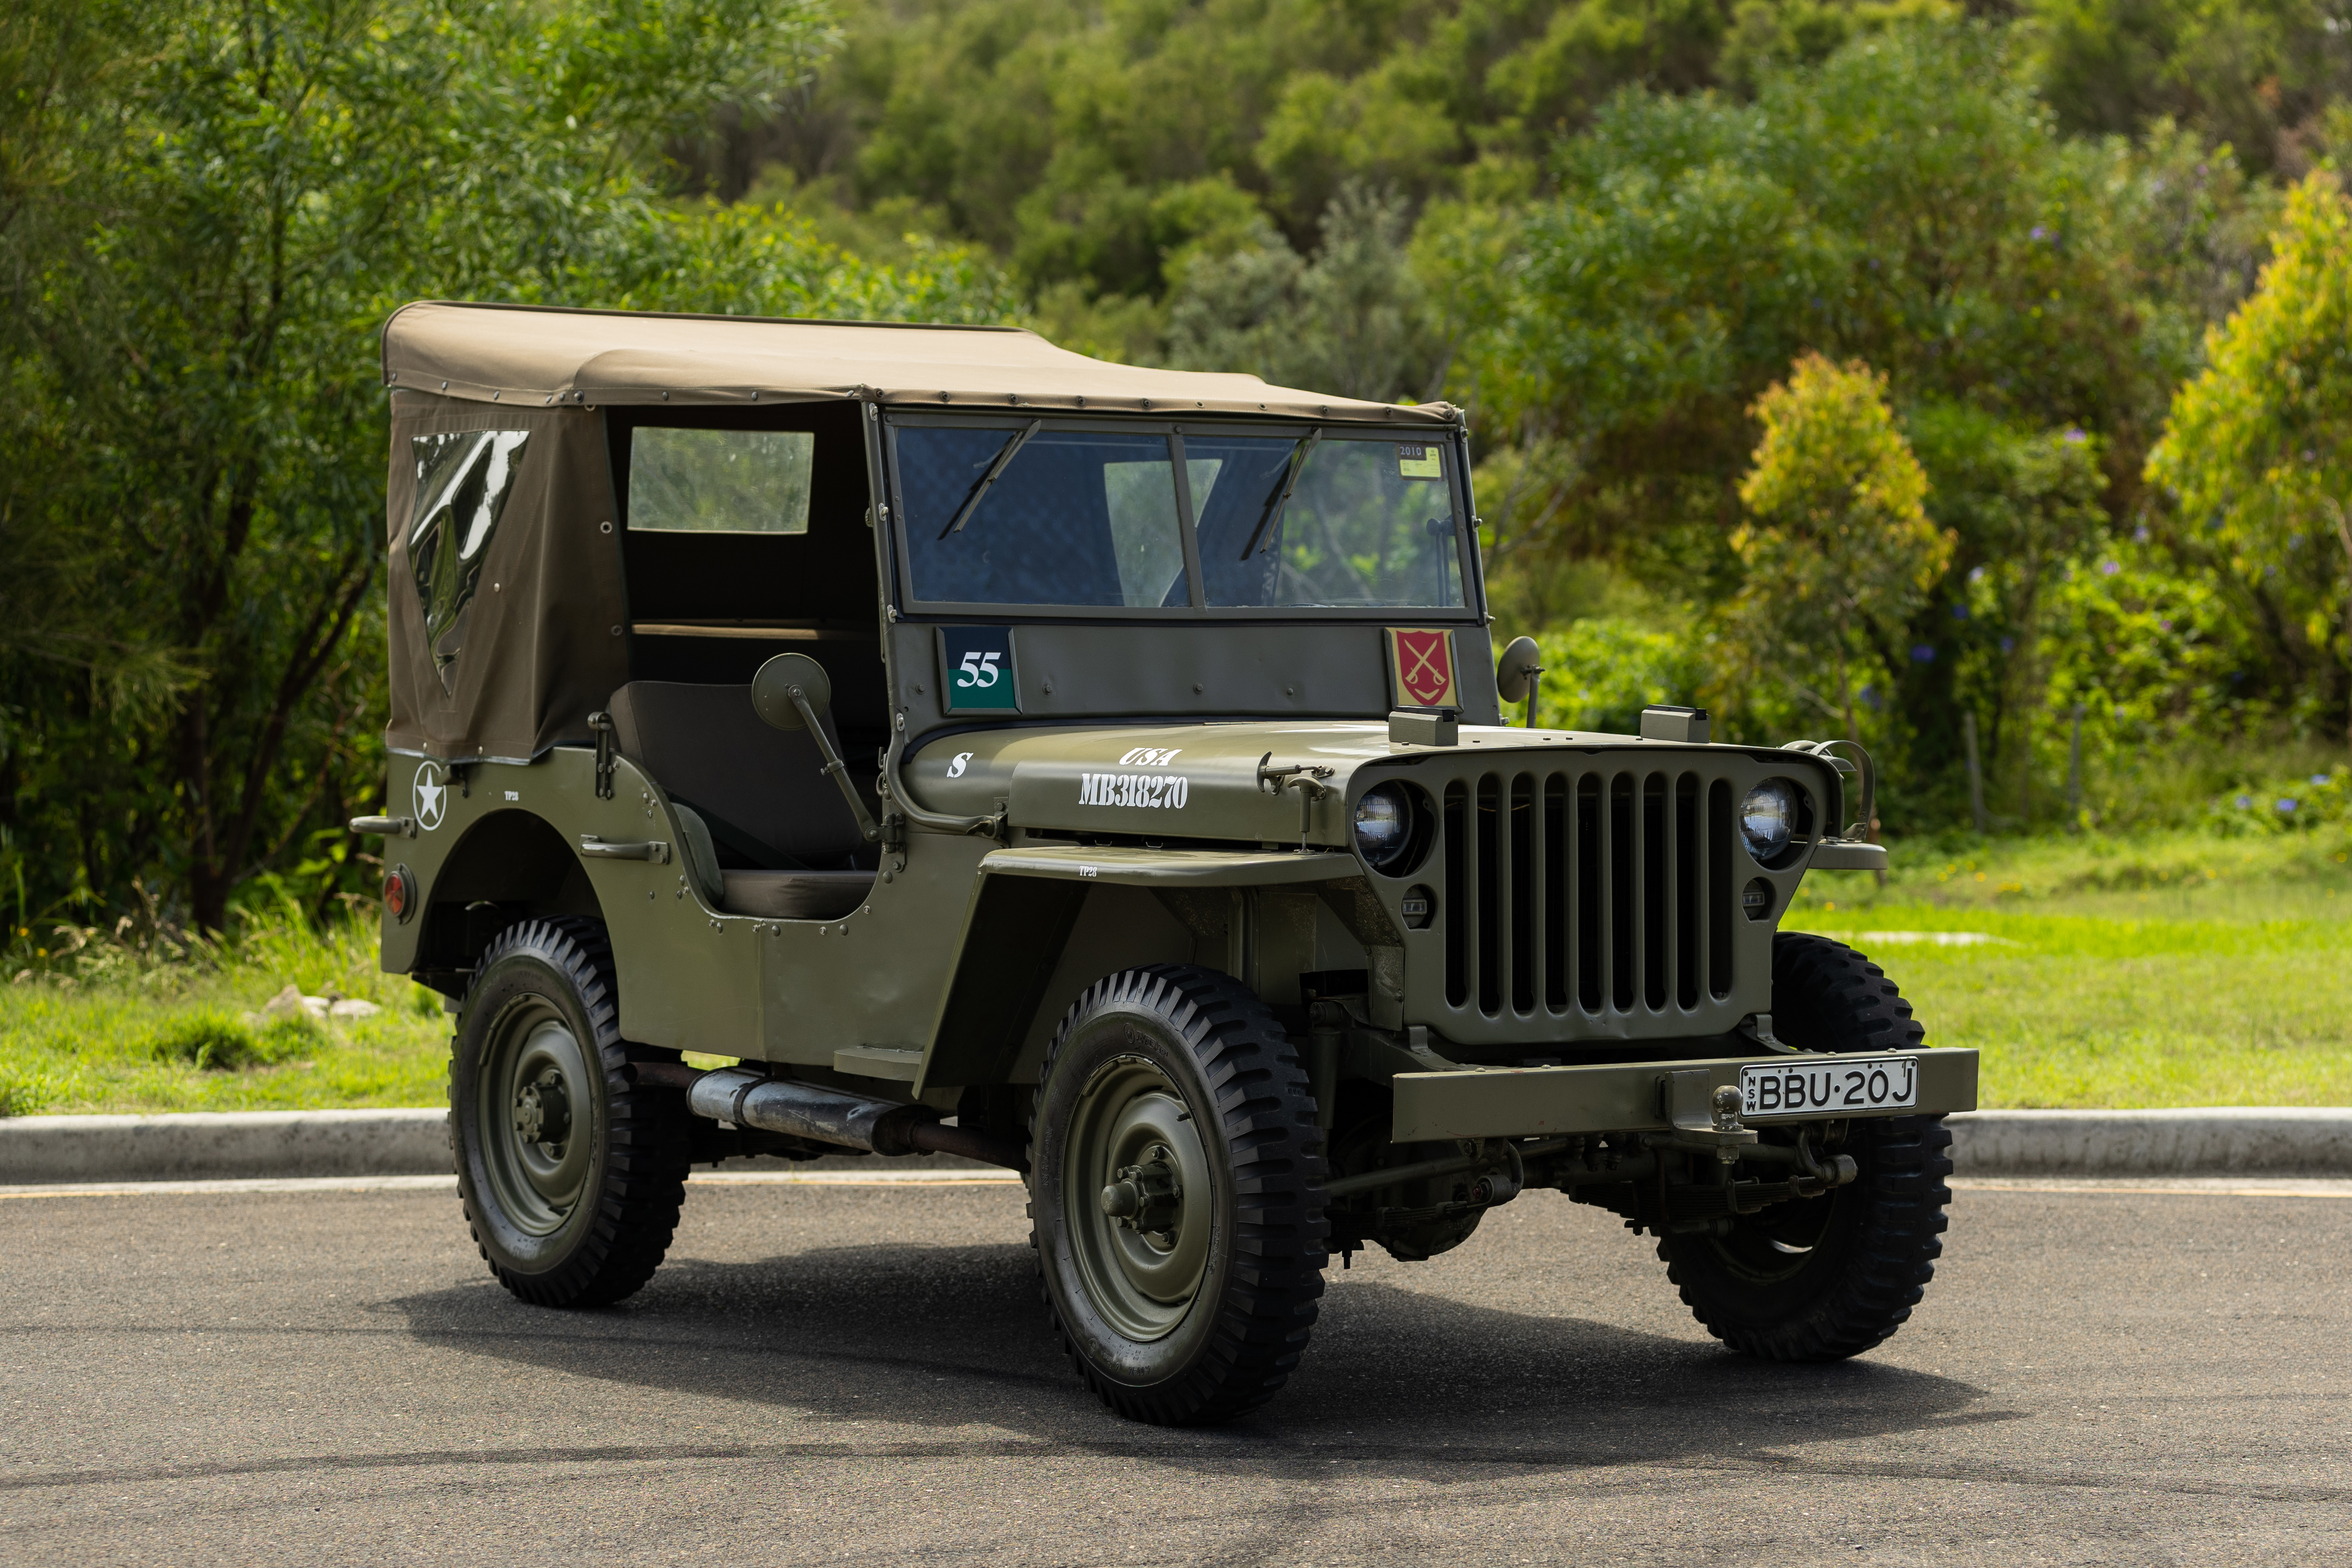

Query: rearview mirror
<box><xmin>1495</xmin><ymin>636</ymin><xmax>1543</xmax><ymax>705</ymax></box>
<box><xmin>751</xmin><ymin>652</ymin><xmax>833</xmax><ymax>732</ymax></box>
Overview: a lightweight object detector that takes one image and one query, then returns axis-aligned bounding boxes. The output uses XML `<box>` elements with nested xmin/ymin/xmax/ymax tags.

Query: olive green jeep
<box><xmin>355</xmin><ymin>301</ymin><xmax>1974</xmax><ymax>1426</ymax></box>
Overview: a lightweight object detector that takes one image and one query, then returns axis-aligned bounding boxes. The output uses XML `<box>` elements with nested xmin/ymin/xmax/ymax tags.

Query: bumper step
<box><xmin>1390</xmin><ymin>1047</ymin><xmax>1979</xmax><ymax>1142</ymax></box>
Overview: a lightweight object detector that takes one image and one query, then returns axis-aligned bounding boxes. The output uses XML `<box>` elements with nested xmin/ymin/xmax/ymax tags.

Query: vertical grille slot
<box><xmin>1508</xmin><ymin>775</ymin><xmax>1536</xmax><ymax>1014</ymax></box>
<box><xmin>1610</xmin><ymin>773</ymin><xmax>1636</xmax><ymax>1011</ymax></box>
<box><xmin>1641</xmin><ymin>774</ymin><xmax>1668</xmax><ymax>1010</ymax></box>
<box><xmin>1674</xmin><ymin>774</ymin><xmax>1699</xmax><ymax>1008</ymax></box>
<box><xmin>1708</xmin><ymin>779</ymin><xmax>1735</xmax><ymax>999</ymax></box>
<box><xmin>1443</xmin><ymin>781</ymin><xmax>1468</xmax><ymax>1008</ymax></box>
<box><xmin>1542</xmin><ymin>776</ymin><xmax>1569</xmax><ymax>1011</ymax></box>
<box><xmin>1476</xmin><ymin>774</ymin><xmax>1502</xmax><ymax>1015</ymax></box>
<box><xmin>1575</xmin><ymin>775</ymin><xmax>1603</xmax><ymax>1013</ymax></box>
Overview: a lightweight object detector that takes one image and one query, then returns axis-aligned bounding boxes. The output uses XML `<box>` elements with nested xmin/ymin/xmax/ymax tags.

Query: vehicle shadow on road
<box><xmin>385</xmin><ymin>1236</ymin><xmax>2002</xmax><ymax>1477</ymax></box>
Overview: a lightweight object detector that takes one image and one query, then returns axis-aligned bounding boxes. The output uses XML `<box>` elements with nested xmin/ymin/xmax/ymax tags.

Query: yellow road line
<box><xmin>1953</xmin><ymin>1176</ymin><xmax>2352</xmax><ymax>1198</ymax></box>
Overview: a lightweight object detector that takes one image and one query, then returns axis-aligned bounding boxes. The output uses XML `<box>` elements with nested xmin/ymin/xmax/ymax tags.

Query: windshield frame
<box><xmin>880</xmin><ymin>411</ymin><xmax>1484</xmax><ymax>623</ymax></box>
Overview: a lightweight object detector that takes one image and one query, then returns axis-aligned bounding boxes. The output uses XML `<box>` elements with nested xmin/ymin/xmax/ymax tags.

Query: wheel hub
<box><xmin>1101</xmin><ymin>1152</ymin><xmax>1183</xmax><ymax>1240</ymax></box>
<box><xmin>1064</xmin><ymin>1055</ymin><xmax>1212</xmax><ymax>1342</ymax></box>
<box><xmin>511</xmin><ymin>1068</ymin><xmax>572</xmax><ymax>1152</ymax></box>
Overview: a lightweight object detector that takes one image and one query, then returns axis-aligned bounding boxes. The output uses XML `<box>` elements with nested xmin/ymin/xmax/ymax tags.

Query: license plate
<box><xmin>1740</xmin><ymin>1055</ymin><xmax>1920</xmax><ymax>1120</ymax></box>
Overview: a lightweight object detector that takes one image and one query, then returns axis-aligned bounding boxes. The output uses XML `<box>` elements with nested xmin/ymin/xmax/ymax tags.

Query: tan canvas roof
<box><xmin>381</xmin><ymin>301</ymin><xmax>1456</xmax><ymax>426</ymax></box>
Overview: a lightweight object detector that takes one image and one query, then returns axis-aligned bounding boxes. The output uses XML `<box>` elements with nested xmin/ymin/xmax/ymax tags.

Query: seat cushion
<box><xmin>607</xmin><ymin>679</ymin><xmax>874</xmax><ymax>867</ymax></box>
<box><xmin>720</xmin><ymin>870</ymin><xmax>876</xmax><ymax>921</ymax></box>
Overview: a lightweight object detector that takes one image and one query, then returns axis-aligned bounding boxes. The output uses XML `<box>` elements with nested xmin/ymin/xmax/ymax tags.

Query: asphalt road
<box><xmin>2</xmin><ymin>1172</ymin><xmax>2347</xmax><ymax>1566</ymax></box>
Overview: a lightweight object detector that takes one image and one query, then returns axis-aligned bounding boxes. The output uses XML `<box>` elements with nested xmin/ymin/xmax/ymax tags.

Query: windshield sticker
<box><xmin>938</xmin><ymin>626</ymin><xmax>1019</xmax><ymax>712</ymax></box>
<box><xmin>1079</xmin><ymin>772</ymin><xmax>1190</xmax><ymax>809</ymax></box>
<box><xmin>1396</xmin><ymin>443</ymin><xmax>1442</xmax><ymax>480</ymax></box>
<box><xmin>1387</xmin><ymin>628</ymin><xmax>1458</xmax><ymax>709</ymax></box>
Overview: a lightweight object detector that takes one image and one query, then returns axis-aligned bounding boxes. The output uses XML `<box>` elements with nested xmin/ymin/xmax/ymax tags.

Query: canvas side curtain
<box><xmin>384</xmin><ymin>391</ymin><xmax>629</xmax><ymax>764</ymax></box>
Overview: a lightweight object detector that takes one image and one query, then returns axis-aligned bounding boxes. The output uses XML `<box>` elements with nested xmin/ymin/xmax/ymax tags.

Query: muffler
<box><xmin>672</xmin><ymin>1065</ymin><xmax>1028</xmax><ymax>1172</ymax></box>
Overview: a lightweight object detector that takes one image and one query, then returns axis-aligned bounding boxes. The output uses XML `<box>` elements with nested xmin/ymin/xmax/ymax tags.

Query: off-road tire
<box><xmin>451</xmin><ymin>917</ymin><xmax>690</xmax><ymax>1308</ymax></box>
<box><xmin>1659</xmin><ymin>933</ymin><xmax>1952</xmax><ymax>1361</ymax></box>
<box><xmin>1030</xmin><ymin>964</ymin><xmax>1328</xmax><ymax>1425</ymax></box>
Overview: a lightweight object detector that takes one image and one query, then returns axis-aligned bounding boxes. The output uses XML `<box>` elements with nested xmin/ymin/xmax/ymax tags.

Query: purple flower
<box><xmin>1910</xmin><ymin>644</ymin><xmax>1937</xmax><ymax>662</ymax></box>
<box><xmin>2277</xmin><ymin>798</ymin><xmax>2299</xmax><ymax>814</ymax></box>
<box><xmin>2031</xmin><ymin>225</ymin><xmax>2049</xmax><ymax>240</ymax></box>
<box><xmin>2236</xmin><ymin>794</ymin><xmax>2253</xmax><ymax>809</ymax></box>
<box><xmin>2313</xmin><ymin>774</ymin><xmax>2333</xmax><ymax>787</ymax></box>
<box><xmin>2100</xmin><ymin>560</ymin><xmax>2121</xmax><ymax>576</ymax></box>
<box><xmin>2064</xmin><ymin>428</ymin><xmax>2087</xmax><ymax>443</ymax></box>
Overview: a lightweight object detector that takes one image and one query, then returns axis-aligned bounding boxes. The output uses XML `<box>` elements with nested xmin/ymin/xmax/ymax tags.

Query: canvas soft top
<box><xmin>381</xmin><ymin>301</ymin><xmax>1456</xmax><ymax>426</ymax></box>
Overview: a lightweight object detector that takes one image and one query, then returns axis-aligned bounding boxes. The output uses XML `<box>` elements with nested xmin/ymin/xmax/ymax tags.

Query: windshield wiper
<box><xmin>1237</xmin><ymin>429</ymin><xmax>1320</xmax><ymax>560</ymax></box>
<box><xmin>940</xmin><ymin>419</ymin><xmax>1044</xmax><ymax>539</ymax></box>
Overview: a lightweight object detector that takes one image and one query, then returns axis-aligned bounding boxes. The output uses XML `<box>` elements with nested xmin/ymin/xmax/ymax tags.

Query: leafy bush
<box><xmin>0</xmin><ymin>1063</ymin><xmax>64</xmax><ymax>1118</ymax></box>
<box><xmin>2207</xmin><ymin>768</ymin><xmax>2352</xmax><ymax>835</ymax></box>
<box><xmin>149</xmin><ymin>1010</ymin><xmax>323</xmax><ymax>1072</ymax></box>
<box><xmin>1524</xmin><ymin>617</ymin><xmax>1707</xmax><ymax>734</ymax></box>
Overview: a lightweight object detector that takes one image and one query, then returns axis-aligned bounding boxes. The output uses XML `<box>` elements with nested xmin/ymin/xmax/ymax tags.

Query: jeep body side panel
<box><xmin>378</xmin><ymin>746</ymin><xmax>976</xmax><ymax>1066</ymax></box>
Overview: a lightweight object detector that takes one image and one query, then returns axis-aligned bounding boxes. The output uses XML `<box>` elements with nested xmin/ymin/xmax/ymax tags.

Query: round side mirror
<box><xmin>751</xmin><ymin>653</ymin><xmax>833</xmax><ymax>732</ymax></box>
<box><xmin>1495</xmin><ymin>635</ymin><xmax>1543</xmax><ymax>705</ymax></box>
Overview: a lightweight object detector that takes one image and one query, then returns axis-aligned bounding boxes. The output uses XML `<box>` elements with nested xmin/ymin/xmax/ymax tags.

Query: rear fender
<box><xmin>392</xmin><ymin>808</ymin><xmax>601</xmax><ymax>991</ymax></box>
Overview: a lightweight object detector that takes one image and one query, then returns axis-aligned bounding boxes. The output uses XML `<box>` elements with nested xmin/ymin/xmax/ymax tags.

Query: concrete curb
<box><xmin>1946</xmin><ymin>1108</ymin><xmax>2352</xmax><ymax>1176</ymax></box>
<box><xmin>1</xmin><ymin>1106</ymin><xmax>2347</xmax><ymax>1184</ymax></box>
<box><xmin>0</xmin><ymin>1110</ymin><xmax>449</xmax><ymax>1184</ymax></box>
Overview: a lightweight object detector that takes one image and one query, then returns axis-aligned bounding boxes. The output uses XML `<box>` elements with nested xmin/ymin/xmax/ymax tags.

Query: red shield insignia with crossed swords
<box><xmin>1387</xmin><ymin>629</ymin><xmax>1457</xmax><ymax>709</ymax></box>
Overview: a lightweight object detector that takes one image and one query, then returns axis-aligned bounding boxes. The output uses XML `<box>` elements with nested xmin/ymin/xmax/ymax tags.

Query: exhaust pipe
<box><xmin>665</xmin><ymin>1065</ymin><xmax>1028</xmax><ymax>1172</ymax></box>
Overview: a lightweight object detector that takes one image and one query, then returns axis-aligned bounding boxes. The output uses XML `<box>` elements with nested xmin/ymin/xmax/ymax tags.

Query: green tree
<box><xmin>1724</xmin><ymin>354</ymin><xmax>1952</xmax><ymax>746</ymax></box>
<box><xmin>2020</xmin><ymin>0</ymin><xmax>2351</xmax><ymax>176</ymax></box>
<box><xmin>1163</xmin><ymin>183</ymin><xmax>1445</xmax><ymax>402</ymax></box>
<box><xmin>2147</xmin><ymin>169</ymin><xmax>2352</xmax><ymax>747</ymax></box>
<box><xmin>0</xmin><ymin>0</ymin><xmax>1005</xmax><ymax>933</ymax></box>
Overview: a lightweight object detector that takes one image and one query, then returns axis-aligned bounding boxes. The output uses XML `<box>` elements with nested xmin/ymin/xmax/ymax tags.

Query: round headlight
<box><xmin>1353</xmin><ymin>783</ymin><xmax>1415</xmax><ymax>872</ymax></box>
<box><xmin>1738</xmin><ymin>780</ymin><xmax>1800</xmax><ymax>863</ymax></box>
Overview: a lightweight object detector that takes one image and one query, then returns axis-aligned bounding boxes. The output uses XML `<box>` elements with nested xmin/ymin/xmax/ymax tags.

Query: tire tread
<box><xmin>1661</xmin><ymin>933</ymin><xmax>1952</xmax><ymax>1361</ymax></box>
<box><xmin>1031</xmin><ymin>963</ymin><xmax>1328</xmax><ymax>1425</ymax></box>
<box><xmin>455</xmin><ymin>916</ymin><xmax>688</xmax><ymax>1309</ymax></box>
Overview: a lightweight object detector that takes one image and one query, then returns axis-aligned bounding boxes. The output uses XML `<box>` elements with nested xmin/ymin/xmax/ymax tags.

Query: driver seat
<box><xmin>605</xmin><ymin>680</ymin><xmax>877</xmax><ymax>922</ymax></box>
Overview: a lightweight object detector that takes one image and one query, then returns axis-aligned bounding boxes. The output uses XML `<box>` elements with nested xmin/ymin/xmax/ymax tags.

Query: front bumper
<box><xmin>1391</xmin><ymin>1047</ymin><xmax>1979</xmax><ymax>1141</ymax></box>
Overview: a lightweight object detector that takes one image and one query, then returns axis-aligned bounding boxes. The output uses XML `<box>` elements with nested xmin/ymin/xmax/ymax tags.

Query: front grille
<box><xmin>1439</xmin><ymin>765</ymin><xmax>1736</xmax><ymax>1023</ymax></box>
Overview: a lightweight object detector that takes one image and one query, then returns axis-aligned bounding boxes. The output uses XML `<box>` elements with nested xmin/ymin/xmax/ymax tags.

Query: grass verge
<box><xmin>1790</xmin><ymin>820</ymin><xmax>2352</xmax><ymax>1107</ymax></box>
<box><xmin>5</xmin><ymin>820</ymin><xmax>2347</xmax><ymax>1115</ymax></box>
<box><xmin>1</xmin><ymin>910</ymin><xmax>447</xmax><ymax>1116</ymax></box>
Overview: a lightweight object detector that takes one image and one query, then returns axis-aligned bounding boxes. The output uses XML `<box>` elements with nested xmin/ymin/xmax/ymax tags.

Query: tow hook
<box><xmin>1649</xmin><ymin>1070</ymin><xmax>1761</xmax><ymax>1164</ymax></box>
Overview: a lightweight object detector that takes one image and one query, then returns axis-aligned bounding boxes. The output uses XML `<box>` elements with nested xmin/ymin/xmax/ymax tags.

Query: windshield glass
<box><xmin>893</xmin><ymin>422</ymin><xmax>1467</xmax><ymax>612</ymax></box>
<box><xmin>1186</xmin><ymin>434</ymin><xmax>1464</xmax><ymax>609</ymax></box>
<box><xmin>898</xmin><ymin>426</ymin><xmax>1191</xmax><ymax>608</ymax></box>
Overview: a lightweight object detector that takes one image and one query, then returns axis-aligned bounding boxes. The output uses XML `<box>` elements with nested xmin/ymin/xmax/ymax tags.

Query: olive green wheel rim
<box><xmin>1063</xmin><ymin>1053</ymin><xmax>1212</xmax><ymax>1343</ymax></box>
<box><xmin>477</xmin><ymin>994</ymin><xmax>596</xmax><ymax>1238</ymax></box>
